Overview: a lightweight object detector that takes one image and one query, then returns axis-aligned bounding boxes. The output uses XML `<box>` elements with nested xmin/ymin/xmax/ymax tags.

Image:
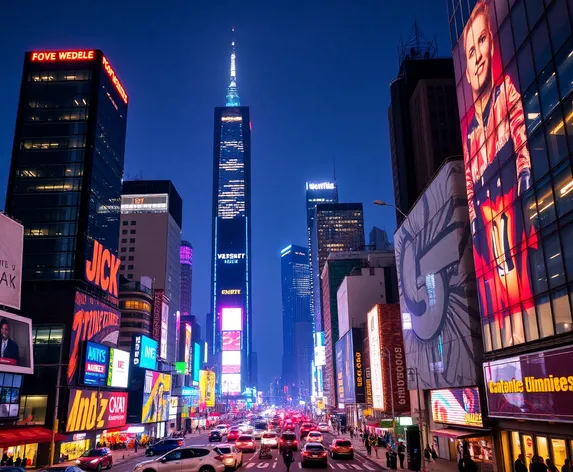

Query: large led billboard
<box><xmin>334</xmin><ymin>329</ymin><xmax>365</xmax><ymax>404</ymax></box>
<box><xmin>222</xmin><ymin>351</ymin><xmax>241</xmax><ymax>374</ymax></box>
<box><xmin>221</xmin><ymin>307</ymin><xmax>242</xmax><ymax>331</ymax></box>
<box><xmin>142</xmin><ymin>371</ymin><xmax>171</xmax><ymax>423</ymax></box>
<box><xmin>199</xmin><ymin>370</ymin><xmax>208</xmax><ymax>408</ymax></box>
<box><xmin>221</xmin><ymin>373</ymin><xmax>241</xmax><ymax>396</ymax></box>
<box><xmin>430</xmin><ymin>387</ymin><xmax>483</xmax><ymax>428</ymax></box>
<box><xmin>367</xmin><ymin>307</ymin><xmax>383</xmax><ymax>409</ymax></box>
<box><xmin>454</xmin><ymin>0</ymin><xmax>536</xmax><ymax>348</ymax></box>
<box><xmin>222</xmin><ymin>331</ymin><xmax>241</xmax><ymax>351</ymax></box>
<box><xmin>83</xmin><ymin>342</ymin><xmax>109</xmax><ymax>387</ymax></box>
<box><xmin>184</xmin><ymin>323</ymin><xmax>192</xmax><ymax>371</ymax></box>
<box><xmin>0</xmin><ymin>214</ymin><xmax>23</xmax><ymax>310</ymax></box>
<box><xmin>85</xmin><ymin>239</ymin><xmax>120</xmax><ymax>298</ymax></box>
<box><xmin>314</xmin><ymin>331</ymin><xmax>326</xmax><ymax>367</ymax></box>
<box><xmin>206</xmin><ymin>371</ymin><xmax>216</xmax><ymax>407</ymax></box>
<box><xmin>66</xmin><ymin>389</ymin><xmax>127</xmax><ymax>432</ymax></box>
<box><xmin>0</xmin><ymin>311</ymin><xmax>33</xmax><ymax>375</ymax></box>
<box><xmin>193</xmin><ymin>342</ymin><xmax>201</xmax><ymax>382</ymax></box>
<box><xmin>68</xmin><ymin>292</ymin><xmax>120</xmax><ymax>384</ymax></box>
<box><xmin>132</xmin><ymin>335</ymin><xmax>157</xmax><ymax>370</ymax></box>
<box><xmin>107</xmin><ymin>348</ymin><xmax>130</xmax><ymax>388</ymax></box>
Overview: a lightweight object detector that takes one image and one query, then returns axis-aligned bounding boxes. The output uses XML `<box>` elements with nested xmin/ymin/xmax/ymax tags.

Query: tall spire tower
<box><xmin>226</xmin><ymin>28</ymin><xmax>240</xmax><ymax>106</ymax></box>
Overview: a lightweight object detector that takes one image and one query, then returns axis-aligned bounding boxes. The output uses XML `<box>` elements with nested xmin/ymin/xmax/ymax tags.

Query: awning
<box><xmin>431</xmin><ymin>428</ymin><xmax>491</xmax><ymax>439</ymax></box>
<box><xmin>0</xmin><ymin>427</ymin><xmax>66</xmax><ymax>448</ymax></box>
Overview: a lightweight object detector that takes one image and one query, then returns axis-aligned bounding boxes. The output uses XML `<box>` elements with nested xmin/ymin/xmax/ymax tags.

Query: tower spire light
<box><xmin>226</xmin><ymin>27</ymin><xmax>240</xmax><ymax>107</ymax></box>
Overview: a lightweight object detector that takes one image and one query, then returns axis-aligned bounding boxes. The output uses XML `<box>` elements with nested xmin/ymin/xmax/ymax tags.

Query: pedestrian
<box><xmin>515</xmin><ymin>454</ymin><xmax>528</xmax><ymax>472</ymax></box>
<box><xmin>458</xmin><ymin>454</ymin><xmax>478</xmax><ymax>472</ymax></box>
<box><xmin>372</xmin><ymin>436</ymin><xmax>379</xmax><ymax>458</ymax></box>
<box><xmin>562</xmin><ymin>459</ymin><xmax>572</xmax><ymax>472</ymax></box>
<box><xmin>398</xmin><ymin>442</ymin><xmax>406</xmax><ymax>469</ymax></box>
<box><xmin>387</xmin><ymin>447</ymin><xmax>392</xmax><ymax>467</ymax></box>
<box><xmin>391</xmin><ymin>450</ymin><xmax>398</xmax><ymax>470</ymax></box>
<box><xmin>350</xmin><ymin>428</ymin><xmax>354</xmax><ymax>440</ymax></box>
<box><xmin>282</xmin><ymin>447</ymin><xmax>294</xmax><ymax>472</ymax></box>
<box><xmin>431</xmin><ymin>445</ymin><xmax>438</xmax><ymax>460</ymax></box>
<box><xmin>547</xmin><ymin>459</ymin><xmax>559</xmax><ymax>472</ymax></box>
<box><xmin>424</xmin><ymin>444</ymin><xmax>433</xmax><ymax>463</ymax></box>
<box><xmin>21</xmin><ymin>456</ymin><xmax>27</xmax><ymax>468</ymax></box>
<box><xmin>134</xmin><ymin>439</ymin><xmax>138</xmax><ymax>453</ymax></box>
<box><xmin>14</xmin><ymin>457</ymin><xmax>21</xmax><ymax>467</ymax></box>
<box><xmin>365</xmin><ymin>440</ymin><xmax>372</xmax><ymax>456</ymax></box>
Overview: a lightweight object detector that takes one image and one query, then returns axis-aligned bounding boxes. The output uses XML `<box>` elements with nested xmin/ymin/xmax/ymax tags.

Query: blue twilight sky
<box><xmin>0</xmin><ymin>0</ymin><xmax>451</xmax><ymax>389</ymax></box>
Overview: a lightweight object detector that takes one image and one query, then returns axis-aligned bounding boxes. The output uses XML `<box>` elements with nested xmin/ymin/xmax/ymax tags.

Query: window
<box><xmin>122</xmin><ymin>230</ymin><xmax>127</xmax><ymax>235</ymax></box>
<box><xmin>545</xmin><ymin>109</ymin><xmax>568</xmax><ymax>168</ymax></box>
<box><xmin>510</xmin><ymin>0</ymin><xmax>528</xmax><ymax>49</ymax></box>
<box><xmin>129</xmin><ymin>247</ymin><xmax>135</xmax><ymax>253</ymax></box>
<box><xmin>120</xmin><ymin>300</ymin><xmax>151</xmax><ymax>311</ymax></box>
<box><xmin>122</xmin><ymin>221</ymin><xmax>128</xmax><ymax>226</ymax></box>
<box><xmin>517</xmin><ymin>41</ymin><xmax>536</xmax><ymax>91</ymax></box>
<box><xmin>499</xmin><ymin>18</ymin><xmax>516</xmax><ymax>67</ymax></box>
<box><xmin>537</xmin><ymin>437</ymin><xmax>549</xmax><ymax>462</ymax></box>
<box><xmin>121</xmin><ymin>248</ymin><xmax>126</xmax><ymax>253</ymax></box>
<box><xmin>535</xmin><ymin>176</ymin><xmax>556</xmax><ymax>228</ymax></box>
<box><xmin>551</xmin><ymin>439</ymin><xmax>567</xmax><ymax>471</ymax></box>
<box><xmin>128</xmin><ymin>265</ymin><xmax>134</xmax><ymax>270</ymax></box>
<box><xmin>536</xmin><ymin>295</ymin><xmax>554</xmax><ymax>337</ymax></box>
<box><xmin>538</xmin><ymin>63</ymin><xmax>559</xmax><ymax>119</ymax></box>
<box><xmin>547</xmin><ymin>0</ymin><xmax>571</xmax><ymax>55</ymax></box>
<box><xmin>128</xmin><ymin>256</ymin><xmax>134</xmax><ymax>261</ymax></box>
<box><xmin>120</xmin><ymin>265</ymin><xmax>125</xmax><ymax>271</ymax></box>
<box><xmin>525</xmin><ymin>0</ymin><xmax>544</xmax><ymax>27</ymax></box>
<box><xmin>130</xmin><ymin>229</ymin><xmax>136</xmax><ymax>234</ymax></box>
<box><xmin>121</xmin><ymin>238</ymin><xmax>127</xmax><ymax>244</ymax></box>
<box><xmin>556</xmin><ymin>38</ymin><xmax>573</xmax><ymax>100</ymax></box>
<box><xmin>127</xmin><ymin>274</ymin><xmax>133</xmax><ymax>279</ymax></box>
<box><xmin>130</xmin><ymin>221</ymin><xmax>136</xmax><ymax>225</ymax></box>
<box><xmin>529</xmin><ymin>128</ymin><xmax>549</xmax><ymax>180</ymax></box>
<box><xmin>562</xmin><ymin>223</ymin><xmax>573</xmax><ymax>278</ymax></box>
<box><xmin>129</xmin><ymin>238</ymin><xmax>135</xmax><ymax>243</ymax></box>
<box><xmin>552</xmin><ymin>161</ymin><xmax>573</xmax><ymax>217</ymax></box>
<box><xmin>531</xmin><ymin>19</ymin><xmax>552</xmax><ymax>73</ymax></box>
<box><xmin>19</xmin><ymin>395</ymin><xmax>47</xmax><ymax>425</ymax></box>
<box><xmin>524</xmin><ymin>82</ymin><xmax>542</xmax><ymax>134</ymax></box>
<box><xmin>120</xmin><ymin>256</ymin><xmax>126</xmax><ymax>261</ymax></box>
<box><xmin>552</xmin><ymin>288</ymin><xmax>572</xmax><ymax>333</ymax></box>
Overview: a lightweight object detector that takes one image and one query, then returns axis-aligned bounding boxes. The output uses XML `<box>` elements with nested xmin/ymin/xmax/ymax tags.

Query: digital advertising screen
<box><xmin>222</xmin><ymin>331</ymin><xmax>241</xmax><ymax>351</ymax></box>
<box><xmin>107</xmin><ymin>348</ymin><xmax>130</xmax><ymax>388</ymax></box>
<box><xmin>221</xmin><ymin>307</ymin><xmax>242</xmax><ymax>331</ymax></box>
<box><xmin>0</xmin><ymin>214</ymin><xmax>23</xmax><ymax>310</ymax></box>
<box><xmin>160</xmin><ymin>301</ymin><xmax>169</xmax><ymax>360</ymax></box>
<box><xmin>430</xmin><ymin>387</ymin><xmax>483</xmax><ymax>428</ymax></box>
<box><xmin>0</xmin><ymin>311</ymin><xmax>33</xmax><ymax>375</ymax></box>
<box><xmin>66</xmin><ymin>389</ymin><xmax>127</xmax><ymax>432</ymax></box>
<box><xmin>142</xmin><ymin>371</ymin><xmax>171</xmax><ymax>423</ymax></box>
<box><xmin>184</xmin><ymin>323</ymin><xmax>191</xmax><ymax>369</ymax></box>
<box><xmin>335</xmin><ymin>329</ymin><xmax>365</xmax><ymax>404</ymax></box>
<box><xmin>132</xmin><ymin>335</ymin><xmax>157</xmax><ymax>370</ymax></box>
<box><xmin>193</xmin><ymin>343</ymin><xmax>201</xmax><ymax>382</ymax></box>
<box><xmin>68</xmin><ymin>291</ymin><xmax>120</xmax><ymax>383</ymax></box>
<box><xmin>199</xmin><ymin>370</ymin><xmax>208</xmax><ymax>408</ymax></box>
<box><xmin>84</xmin><ymin>239</ymin><xmax>120</xmax><ymax>298</ymax></box>
<box><xmin>454</xmin><ymin>0</ymin><xmax>536</xmax><ymax>347</ymax></box>
<box><xmin>206</xmin><ymin>371</ymin><xmax>216</xmax><ymax>407</ymax></box>
<box><xmin>367</xmin><ymin>307</ymin><xmax>383</xmax><ymax>409</ymax></box>
<box><xmin>222</xmin><ymin>351</ymin><xmax>241</xmax><ymax>374</ymax></box>
<box><xmin>83</xmin><ymin>341</ymin><xmax>109</xmax><ymax>387</ymax></box>
<box><xmin>221</xmin><ymin>373</ymin><xmax>241</xmax><ymax>396</ymax></box>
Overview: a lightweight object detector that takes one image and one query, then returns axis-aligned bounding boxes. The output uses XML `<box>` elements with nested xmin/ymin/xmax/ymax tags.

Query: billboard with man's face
<box><xmin>0</xmin><ymin>311</ymin><xmax>33</xmax><ymax>375</ymax></box>
<box><xmin>454</xmin><ymin>0</ymin><xmax>536</xmax><ymax>348</ymax></box>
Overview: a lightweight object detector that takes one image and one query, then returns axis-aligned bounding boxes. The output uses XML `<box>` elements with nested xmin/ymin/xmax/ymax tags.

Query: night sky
<box><xmin>0</xmin><ymin>0</ymin><xmax>450</xmax><ymax>390</ymax></box>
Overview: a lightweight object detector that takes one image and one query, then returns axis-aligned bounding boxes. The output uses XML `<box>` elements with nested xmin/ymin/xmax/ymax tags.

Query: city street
<box><xmin>110</xmin><ymin>431</ymin><xmax>381</xmax><ymax>472</ymax></box>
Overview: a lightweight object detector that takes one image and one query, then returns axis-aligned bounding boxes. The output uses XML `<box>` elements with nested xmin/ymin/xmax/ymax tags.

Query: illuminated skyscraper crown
<box><xmin>225</xmin><ymin>29</ymin><xmax>240</xmax><ymax>107</ymax></box>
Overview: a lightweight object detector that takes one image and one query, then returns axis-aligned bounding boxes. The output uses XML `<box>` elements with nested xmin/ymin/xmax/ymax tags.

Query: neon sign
<box><xmin>85</xmin><ymin>239</ymin><xmax>120</xmax><ymax>297</ymax></box>
<box><xmin>31</xmin><ymin>50</ymin><xmax>95</xmax><ymax>62</ymax></box>
<box><xmin>306</xmin><ymin>182</ymin><xmax>335</xmax><ymax>190</ymax></box>
<box><xmin>218</xmin><ymin>253</ymin><xmax>245</xmax><ymax>264</ymax></box>
<box><xmin>221</xmin><ymin>289</ymin><xmax>241</xmax><ymax>295</ymax></box>
<box><xmin>102</xmin><ymin>56</ymin><xmax>128</xmax><ymax>104</ymax></box>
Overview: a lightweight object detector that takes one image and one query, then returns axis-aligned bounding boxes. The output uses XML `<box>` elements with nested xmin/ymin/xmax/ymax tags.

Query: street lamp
<box><xmin>373</xmin><ymin>200</ymin><xmax>408</xmax><ymax>219</ymax></box>
<box><xmin>407</xmin><ymin>367</ymin><xmax>426</xmax><ymax>472</ymax></box>
<box><xmin>380</xmin><ymin>347</ymin><xmax>395</xmax><ymax>428</ymax></box>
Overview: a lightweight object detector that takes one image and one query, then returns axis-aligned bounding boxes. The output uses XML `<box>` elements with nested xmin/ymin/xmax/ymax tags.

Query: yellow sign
<box><xmin>206</xmin><ymin>371</ymin><xmax>216</xmax><ymax>407</ymax></box>
<box><xmin>199</xmin><ymin>370</ymin><xmax>208</xmax><ymax>408</ymax></box>
<box><xmin>363</xmin><ymin>408</ymin><xmax>373</xmax><ymax>417</ymax></box>
<box><xmin>222</xmin><ymin>289</ymin><xmax>241</xmax><ymax>295</ymax></box>
<box><xmin>316</xmin><ymin>399</ymin><xmax>325</xmax><ymax>410</ymax></box>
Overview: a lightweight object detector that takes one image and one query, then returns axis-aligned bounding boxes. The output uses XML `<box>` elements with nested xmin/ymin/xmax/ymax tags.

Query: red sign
<box><xmin>85</xmin><ymin>240</ymin><xmax>120</xmax><ymax>297</ymax></box>
<box><xmin>66</xmin><ymin>389</ymin><xmax>127</xmax><ymax>432</ymax></box>
<box><xmin>30</xmin><ymin>50</ymin><xmax>95</xmax><ymax>62</ymax></box>
<box><xmin>102</xmin><ymin>56</ymin><xmax>128</xmax><ymax>104</ymax></box>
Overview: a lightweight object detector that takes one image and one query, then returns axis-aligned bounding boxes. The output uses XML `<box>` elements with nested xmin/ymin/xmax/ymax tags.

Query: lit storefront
<box><xmin>59</xmin><ymin>433</ymin><xmax>91</xmax><ymax>461</ymax></box>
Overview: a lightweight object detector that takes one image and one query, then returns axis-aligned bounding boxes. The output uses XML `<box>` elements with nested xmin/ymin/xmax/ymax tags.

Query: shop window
<box><xmin>536</xmin><ymin>295</ymin><xmax>555</xmax><ymax>337</ymax></box>
<box><xmin>537</xmin><ymin>437</ymin><xmax>549</xmax><ymax>462</ymax></box>
<box><xmin>523</xmin><ymin>434</ymin><xmax>534</xmax><ymax>467</ymax></box>
<box><xmin>60</xmin><ymin>438</ymin><xmax>91</xmax><ymax>461</ymax></box>
<box><xmin>551</xmin><ymin>439</ymin><xmax>567</xmax><ymax>471</ymax></box>
<box><xmin>552</xmin><ymin>288</ymin><xmax>573</xmax><ymax>333</ymax></box>
<box><xmin>544</xmin><ymin>232</ymin><xmax>566</xmax><ymax>288</ymax></box>
<box><xmin>511</xmin><ymin>431</ymin><xmax>522</xmax><ymax>462</ymax></box>
<box><xmin>548</xmin><ymin>0</ymin><xmax>572</xmax><ymax>56</ymax></box>
<box><xmin>0</xmin><ymin>444</ymin><xmax>38</xmax><ymax>467</ymax></box>
<box><xmin>545</xmin><ymin>109</ymin><xmax>569</xmax><ymax>168</ymax></box>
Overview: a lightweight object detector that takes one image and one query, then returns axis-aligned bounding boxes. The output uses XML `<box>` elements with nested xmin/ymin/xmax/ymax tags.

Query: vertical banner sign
<box><xmin>160</xmin><ymin>302</ymin><xmax>168</xmax><ymax>360</ymax></box>
<box><xmin>199</xmin><ymin>370</ymin><xmax>208</xmax><ymax>409</ymax></box>
<box><xmin>206</xmin><ymin>371</ymin><xmax>216</xmax><ymax>407</ymax></box>
<box><xmin>152</xmin><ymin>290</ymin><xmax>163</xmax><ymax>344</ymax></box>
<box><xmin>0</xmin><ymin>214</ymin><xmax>23</xmax><ymax>310</ymax></box>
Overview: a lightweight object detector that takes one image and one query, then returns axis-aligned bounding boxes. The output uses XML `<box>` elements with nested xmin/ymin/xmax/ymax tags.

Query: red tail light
<box><xmin>321</xmin><ymin>452</ymin><xmax>327</xmax><ymax>457</ymax></box>
<box><xmin>293</xmin><ymin>440</ymin><xmax>298</xmax><ymax>444</ymax></box>
<box><xmin>214</xmin><ymin>455</ymin><xmax>224</xmax><ymax>462</ymax></box>
<box><xmin>303</xmin><ymin>452</ymin><xmax>311</xmax><ymax>456</ymax></box>
<box><xmin>178</xmin><ymin>441</ymin><xmax>184</xmax><ymax>447</ymax></box>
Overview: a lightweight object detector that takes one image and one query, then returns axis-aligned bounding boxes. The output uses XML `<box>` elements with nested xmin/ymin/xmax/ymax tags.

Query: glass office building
<box><xmin>211</xmin><ymin>41</ymin><xmax>252</xmax><ymax>396</ymax></box>
<box><xmin>448</xmin><ymin>0</ymin><xmax>573</xmax><ymax>468</ymax></box>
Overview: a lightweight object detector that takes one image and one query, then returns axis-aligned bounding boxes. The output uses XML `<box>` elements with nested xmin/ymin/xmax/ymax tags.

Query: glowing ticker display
<box><xmin>31</xmin><ymin>50</ymin><xmax>95</xmax><ymax>62</ymax></box>
<box><xmin>102</xmin><ymin>56</ymin><xmax>128</xmax><ymax>104</ymax></box>
<box><xmin>221</xmin><ymin>307</ymin><xmax>242</xmax><ymax>331</ymax></box>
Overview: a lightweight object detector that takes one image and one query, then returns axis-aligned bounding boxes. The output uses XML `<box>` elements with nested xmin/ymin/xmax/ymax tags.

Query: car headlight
<box><xmin>90</xmin><ymin>459</ymin><xmax>99</xmax><ymax>464</ymax></box>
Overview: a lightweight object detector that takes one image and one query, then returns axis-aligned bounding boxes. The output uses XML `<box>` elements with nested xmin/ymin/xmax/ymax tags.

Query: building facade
<box><xmin>4</xmin><ymin>49</ymin><xmax>129</xmax><ymax>465</ymax></box>
<box><xmin>211</xmin><ymin>40</ymin><xmax>253</xmax><ymax>397</ymax></box>
<box><xmin>180</xmin><ymin>241</ymin><xmax>193</xmax><ymax>317</ymax></box>
<box><xmin>280</xmin><ymin>245</ymin><xmax>313</xmax><ymax>400</ymax></box>
<box><xmin>120</xmin><ymin>180</ymin><xmax>182</xmax><ymax>366</ymax></box>
<box><xmin>118</xmin><ymin>277</ymin><xmax>154</xmax><ymax>349</ymax></box>
<box><xmin>389</xmin><ymin>31</ymin><xmax>462</xmax><ymax>223</ymax></box>
<box><xmin>448</xmin><ymin>0</ymin><xmax>573</xmax><ymax>469</ymax></box>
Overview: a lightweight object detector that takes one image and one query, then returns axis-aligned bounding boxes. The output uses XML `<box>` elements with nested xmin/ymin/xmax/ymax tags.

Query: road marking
<box><xmin>329</xmin><ymin>464</ymin><xmax>335</xmax><ymax>469</ymax></box>
<box><xmin>361</xmin><ymin>463</ymin><xmax>375</xmax><ymax>471</ymax></box>
<box><xmin>337</xmin><ymin>465</ymin><xmax>347</xmax><ymax>469</ymax></box>
<box><xmin>246</xmin><ymin>463</ymin><xmax>256</xmax><ymax>468</ymax></box>
<box><xmin>257</xmin><ymin>463</ymin><xmax>269</xmax><ymax>468</ymax></box>
<box><xmin>298</xmin><ymin>463</ymin><xmax>302</xmax><ymax>468</ymax></box>
<box><xmin>350</xmin><ymin>465</ymin><xmax>362</xmax><ymax>470</ymax></box>
<box><xmin>273</xmin><ymin>463</ymin><xmax>277</xmax><ymax>468</ymax></box>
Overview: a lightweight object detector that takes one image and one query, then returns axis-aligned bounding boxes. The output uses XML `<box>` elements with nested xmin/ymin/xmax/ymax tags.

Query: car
<box><xmin>76</xmin><ymin>448</ymin><xmax>113</xmax><ymax>471</ymax></box>
<box><xmin>235</xmin><ymin>435</ymin><xmax>256</xmax><ymax>453</ymax></box>
<box><xmin>1</xmin><ymin>468</ymin><xmax>26</xmax><ymax>472</ymax></box>
<box><xmin>329</xmin><ymin>439</ymin><xmax>354</xmax><ymax>459</ymax></box>
<box><xmin>145</xmin><ymin>439</ymin><xmax>184</xmax><ymax>456</ymax></box>
<box><xmin>209</xmin><ymin>430</ymin><xmax>224</xmax><ymax>442</ymax></box>
<box><xmin>261</xmin><ymin>432</ymin><xmax>279</xmax><ymax>449</ymax></box>
<box><xmin>40</xmin><ymin>468</ymin><xmax>82</xmax><ymax>472</ymax></box>
<box><xmin>213</xmin><ymin>446</ymin><xmax>243</xmax><ymax>470</ymax></box>
<box><xmin>216</xmin><ymin>425</ymin><xmax>229</xmax><ymax>436</ymax></box>
<box><xmin>238</xmin><ymin>424</ymin><xmax>253</xmax><ymax>434</ymax></box>
<box><xmin>300</xmin><ymin>423</ymin><xmax>314</xmax><ymax>439</ymax></box>
<box><xmin>254</xmin><ymin>422</ymin><xmax>268</xmax><ymax>431</ymax></box>
<box><xmin>253</xmin><ymin>429</ymin><xmax>265</xmax><ymax>440</ymax></box>
<box><xmin>133</xmin><ymin>447</ymin><xmax>225</xmax><ymax>472</ymax></box>
<box><xmin>227</xmin><ymin>429</ymin><xmax>240</xmax><ymax>441</ymax></box>
<box><xmin>306</xmin><ymin>432</ymin><xmax>323</xmax><ymax>444</ymax></box>
<box><xmin>301</xmin><ymin>443</ymin><xmax>328</xmax><ymax>468</ymax></box>
<box><xmin>317</xmin><ymin>423</ymin><xmax>329</xmax><ymax>433</ymax></box>
<box><xmin>278</xmin><ymin>432</ymin><xmax>298</xmax><ymax>452</ymax></box>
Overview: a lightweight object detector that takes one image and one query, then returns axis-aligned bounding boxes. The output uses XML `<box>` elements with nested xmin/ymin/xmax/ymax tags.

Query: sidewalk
<box><xmin>333</xmin><ymin>432</ymin><xmax>458</xmax><ymax>472</ymax></box>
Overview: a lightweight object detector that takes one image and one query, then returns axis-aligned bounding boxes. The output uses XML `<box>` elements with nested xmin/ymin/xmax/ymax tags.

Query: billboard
<box><xmin>222</xmin><ymin>331</ymin><xmax>241</xmax><ymax>351</ymax></box>
<box><xmin>199</xmin><ymin>370</ymin><xmax>208</xmax><ymax>408</ymax></box>
<box><xmin>152</xmin><ymin>290</ymin><xmax>169</xmax><ymax>359</ymax></box>
<box><xmin>66</xmin><ymin>389</ymin><xmax>127</xmax><ymax>432</ymax></box>
<box><xmin>85</xmin><ymin>239</ymin><xmax>120</xmax><ymax>298</ymax></box>
<box><xmin>142</xmin><ymin>371</ymin><xmax>171</xmax><ymax>423</ymax></box>
<box><xmin>221</xmin><ymin>373</ymin><xmax>241</xmax><ymax>396</ymax></box>
<box><xmin>184</xmin><ymin>323</ymin><xmax>191</xmax><ymax>371</ymax></box>
<box><xmin>0</xmin><ymin>311</ymin><xmax>33</xmax><ymax>375</ymax></box>
<box><xmin>68</xmin><ymin>292</ymin><xmax>120</xmax><ymax>383</ymax></box>
<box><xmin>335</xmin><ymin>329</ymin><xmax>365</xmax><ymax>404</ymax></box>
<box><xmin>0</xmin><ymin>214</ymin><xmax>23</xmax><ymax>310</ymax></box>
<box><xmin>160</xmin><ymin>301</ymin><xmax>168</xmax><ymax>360</ymax></box>
<box><xmin>221</xmin><ymin>307</ymin><xmax>242</xmax><ymax>331</ymax></box>
<box><xmin>193</xmin><ymin>342</ymin><xmax>201</xmax><ymax>382</ymax></box>
<box><xmin>430</xmin><ymin>387</ymin><xmax>483</xmax><ymax>428</ymax></box>
<box><xmin>222</xmin><ymin>351</ymin><xmax>241</xmax><ymax>374</ymax></box>
<box><xmin>484</xmin><ymin>346</ymin><xmax>573</xmax><ymax>423</ymax></box>
<box><xmin>206</xmin><ymin>371</ymin><xmax>216</xmax><ymax>407</ymax></box>
<box><xmin>314</xmin><ymin>331</ymin><xmax>326</xmax><ymax>367</ymax></box>
<box><xmin>107</xmin><ymin>348</ymin><xmax>130</xmax><ymax>388</ymax></box>
<box><xmin>454</xmin><ymin>0</ymin><xmax>535</xmax><ymax>347</ymax></box>
<box><xmin>132</xmin><ymin>335</ymin><xmax>157</xmax><ymax>370</ymax></box>
<box><xmin>83</xmin><ymin>342</ymin><xmax>109</xmax><ymax>387</ymax></box>
<box><xmin>368</xmin><ymin>306</ymin><xmax>383</xmax><ymax>409</ymax></box>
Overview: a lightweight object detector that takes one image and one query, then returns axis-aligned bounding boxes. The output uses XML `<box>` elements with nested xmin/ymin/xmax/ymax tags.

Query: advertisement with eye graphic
<box><xmin>430</xmin><ymin>387</ymin><xmax>483</xmax><ymax>428</ymax></box>
<box><xmin>454</xmin><ymin>0</ymin><xmax>537</xmax><ymax>347</ymax></box>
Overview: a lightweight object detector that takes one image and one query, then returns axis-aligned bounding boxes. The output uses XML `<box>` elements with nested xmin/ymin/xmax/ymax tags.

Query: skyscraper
<box><xmin>180</xmin><ymin>240</ymin><xmax>193</xmax><ymax>316</ymax></box>
<box><xmin>389</xmin><ymin>24</ymin><xmax>462</xmax><ymax>223</ymax></box>
<box><xmin>119</xmin><ymin>180</ymin><xmax>182</xmax><ymax>366</ymax></box>
<box><xmin>4</xmin><ymin>49</ymin><xmax>128</xmax><ymax>465</ymax></box>
<box><xmin>280</xmin><ymin>245</ymin><xmax>312</xmax><ymax>400</ymax></box>
<box><xmin>211</xmin><ymin>38</ymin><xmax>252</xmax><ymax>397</ymax></box>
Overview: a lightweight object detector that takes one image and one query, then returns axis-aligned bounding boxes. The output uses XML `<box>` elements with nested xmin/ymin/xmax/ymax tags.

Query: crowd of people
<box><xmin>1</xmin><ymin>452</ymin><xmax>28</xmax><ymax>467</ymax></box>
<box><xmin>515</xmin><ymin>454</ymin><xmax>572</xmax><ymax>472</ymax></box>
